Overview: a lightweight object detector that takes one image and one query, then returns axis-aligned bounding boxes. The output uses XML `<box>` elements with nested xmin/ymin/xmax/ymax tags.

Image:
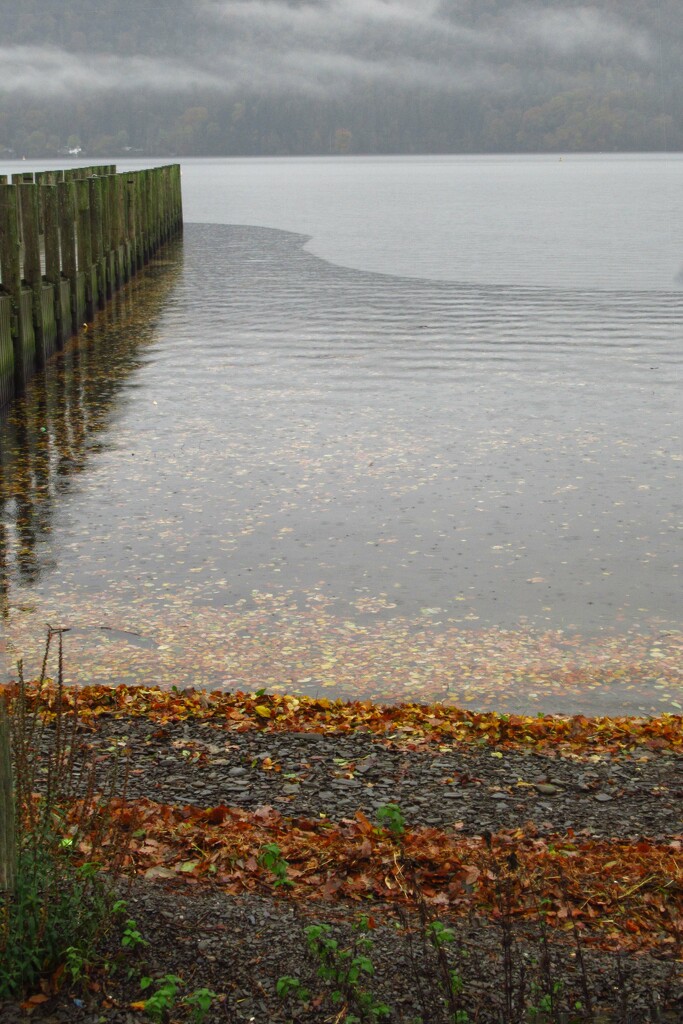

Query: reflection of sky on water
<box><xmin>0</xmin><ymin>225</ymin><xmax>681</xmax><ymax>716</ymax></box>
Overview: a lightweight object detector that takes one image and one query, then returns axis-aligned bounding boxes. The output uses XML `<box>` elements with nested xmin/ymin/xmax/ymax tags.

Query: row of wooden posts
<box><xmin>0</xmin><ymin>163</ymin><xmax>183</xmax><ymax>411</ymax></box>
<box><xmin>0</xmin><ymin>164</ymin><xmax>183</xmax><ymax>889</ymax></box>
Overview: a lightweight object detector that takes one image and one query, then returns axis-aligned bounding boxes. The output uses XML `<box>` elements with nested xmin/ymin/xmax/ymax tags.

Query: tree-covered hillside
<box><xmin>0</xmin><ymin>0</ymin><xmax>680</xmax><ymax>156</ymax></box>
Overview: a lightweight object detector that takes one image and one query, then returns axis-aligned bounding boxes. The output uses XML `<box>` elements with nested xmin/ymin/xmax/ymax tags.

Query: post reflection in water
<box><xmin>0</xmin><ymin>242</ymin><xmax>183</xmax><ymax>657</ymax></box>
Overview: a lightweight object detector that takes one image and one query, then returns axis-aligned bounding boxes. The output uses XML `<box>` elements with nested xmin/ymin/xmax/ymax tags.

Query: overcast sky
<box><xmin>0</xmin><ymin>0</ymin><xmax>658</xmax><ymax>100</ymax></box>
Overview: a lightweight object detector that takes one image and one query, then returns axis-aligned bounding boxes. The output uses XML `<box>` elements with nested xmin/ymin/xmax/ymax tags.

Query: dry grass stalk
<box><xmin>0</xmin><ymin>694</ymin><xmax>16</xmax><ymax>892</ymax></box>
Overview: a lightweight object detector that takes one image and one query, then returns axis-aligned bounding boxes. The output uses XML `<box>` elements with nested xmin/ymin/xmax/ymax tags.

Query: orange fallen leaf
<box><xmin>20</xmin><ymin>995</ymin><xmax>49</xmax><ymax>1011</ymax></box>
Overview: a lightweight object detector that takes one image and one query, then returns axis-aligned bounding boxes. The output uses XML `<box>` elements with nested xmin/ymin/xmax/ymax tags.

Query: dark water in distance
<box><xmin>0</xmin><ymin>156</ymin><xmax>681</xmax><ymax>714</ymax></box>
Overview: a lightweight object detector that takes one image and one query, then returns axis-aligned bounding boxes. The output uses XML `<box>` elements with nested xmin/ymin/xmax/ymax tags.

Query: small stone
<box><xmin>595</xmin><ymin>792</ymin><xmax>612</xmax><ymax>802</ymax></box>
<box><xmin>534</xmin><ymin>783</ymin><xmax>561</xmax><ymax>795</ymax></box>
<box><xmin>491</xmin><ymin>791</ymin><xmax>509</xmax><ymax>800</ymax></box>
<box><xmin>144</xmin><ymin>866</ymin><xmax>176</xmax><ymax>881</ymax></box>
<box><xmin>282</xmin><ymin>783</ymin><xmax>300</xmax><ymax>795</ymax></box>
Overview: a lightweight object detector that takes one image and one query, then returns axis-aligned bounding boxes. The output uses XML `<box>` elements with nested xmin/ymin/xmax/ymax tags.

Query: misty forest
<box><xmin>0</xmin><ymin>0</ymin><xmax>680</xmax><ymax>158</ymax></box>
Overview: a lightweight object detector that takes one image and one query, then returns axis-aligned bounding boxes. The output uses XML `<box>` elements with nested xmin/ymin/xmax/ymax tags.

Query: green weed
<box><xmin>140</xmin><ymin>973</ymin><xmax>184</xmax><ymax>1022</ymax></box>
<box><xmin>0</xmin><ymin>628</ymin><xmax>131</xmax><ymax>1000</ymax></box>
<box><xmin>258</xmin><ymin>841</ymin><xmax>295</xmax><ymax>888</ymax></box>
<box><xmin>183</xmin><ymin>985</ymin><xmax>218</xmax><ymax>1023</ymax></box>
<box><xmin>277</xmin><ymin>918</ymin><xmax>391</xmax><ymax>1023</ymax></box>
<box><xmin>375</xmin><ymin>802</ymin><xmax>406</xmax><ymax>838</ymax></box>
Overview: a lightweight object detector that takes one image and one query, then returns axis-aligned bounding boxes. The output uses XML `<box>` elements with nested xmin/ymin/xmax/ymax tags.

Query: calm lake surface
<box><xmin>1</xmin><ymin>155</ymin><xmax>681</xmax><ymax>714</ymax></box>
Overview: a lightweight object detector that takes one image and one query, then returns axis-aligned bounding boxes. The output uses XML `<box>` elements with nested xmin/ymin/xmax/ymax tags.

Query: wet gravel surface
<box><xmin>3</xmin><ymin>877</ymin><xmax>681</xmax><ymax>1024</ymax></box>
<box><xmin>3</xmin><ymin>714</ymin><xmax>681</xmax><ymax>1023</ymax></box>
<box><xmin>86</xmin><ymin>717</ymin><xmax>682</xmax><ymax>840</ymax></box>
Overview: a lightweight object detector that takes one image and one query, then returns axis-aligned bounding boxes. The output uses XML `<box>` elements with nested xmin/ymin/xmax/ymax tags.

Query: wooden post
<box><xmin>58</xmin><ymin>180</ymin><xmax>78</xmax><ymax>335</ymax></box>
<box><xmin>100</xmin><ymin>174</ymin><xmax>113</xmax><ymax>298</ymax></box>
<box><xmin>146</xmin><ymin>169</ymin><xmax>154</xmax><ymax>255</ymax></box>
<box><xmin>75</xmin><ymin>178</ymin><xmax>94</xmax><ymax>318</ymax></box>
<box><xmin>0</xmin><ymin>185</ymin><xmax>20</xmax><ymax>305</ymax></box>
<box><xmin>160</xmin><ymin>166</ymin><xmax>169</xmax><ymax>242</ymax></box>
<box><xmin>150</xmin><ymin>168</ymin><xmax>159</xmax><ymax>252</ymax></box>
<box><xmin>0</xmin><ymin>293</ymin><xmax>13</xmax><ymax>408</ymax></box>
<box><xmin>88</xmin><ymin>176</ymin><xmax>105</xmax><ymax>310</ymax></box>
<box><xmin>0</xmin><ymin>697</ymin><xmax>16</xmax><ymax>894</ymax></box>
<box><xmin>139</xmin><ymin>171</ymin><xmax>149</xmax><ymax>264</ymax></box>
<box><xmin>112</xmin><ymin>173</ymin><xmax>125</xmax><ymax>284</ymax></box>
<box><xmin>42</xmin><ymin>184</ymin><xmax>61</xmax><ymax>290</ymax></box>
<box><xmin>109</xmin><ymin>173</ymin><xmax>122</xmax><ymax>287</ymax></box>
<box><xmin>126</xmin><ymin>173</ymin><xmax>138</xmax><ymax>274</ymax></box>
<box><xmin>19</xmin><ymin>183</ymin><xmax>45</xmax><ymax>364</ymax></box>
<box><xmin>42</xmin><ymin>184</ymin><xmax>64</xmax><ymax>344</ymax></box>
<box><xmin>0</xmin><ymin>184</ymin><xmax>28</xmax><ymax>390</ymax></box>
<box><xmin>173</xmin><ymin>164</ymin><xmax>183</xmax><ymax>232</ymax></box>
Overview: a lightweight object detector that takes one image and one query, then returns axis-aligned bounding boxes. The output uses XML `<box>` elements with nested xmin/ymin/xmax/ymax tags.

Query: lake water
<box><xmin>1</xmin><ymin>155</ymin><xmax>681</xmax><ymax>715</ymax></box>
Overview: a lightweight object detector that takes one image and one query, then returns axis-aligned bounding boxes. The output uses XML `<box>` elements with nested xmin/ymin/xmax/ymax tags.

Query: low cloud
<box><xmin>0</xmin><ymin>1</ymin><xmax>656</xmax><ymax>101</ymax></box>
<box><xmin>508</xmin><ymin>5</ymin><xmax>653</xmax><ymax>60</ymax></box>
<box><xmin>0</xmin><ymin>46</ymin><xmax>225</xmax><ymax>96</ymax></box>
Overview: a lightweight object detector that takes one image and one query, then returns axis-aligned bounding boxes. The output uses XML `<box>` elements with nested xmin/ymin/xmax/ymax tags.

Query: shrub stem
<box><xmin>0</xmin><ymin>694</ymin><xmax>16</xmax><ymax>893</ymax></box>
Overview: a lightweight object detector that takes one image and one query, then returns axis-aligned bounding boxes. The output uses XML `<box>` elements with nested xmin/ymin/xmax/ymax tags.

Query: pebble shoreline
<box><xmin>85</xmin><ymin>716</ymin><xmax>683</xmax><ymax>841</ymax></box>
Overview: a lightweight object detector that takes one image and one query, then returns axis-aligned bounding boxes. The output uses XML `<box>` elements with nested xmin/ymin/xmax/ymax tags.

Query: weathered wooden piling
<box><xmin>0</xmin><ymin>164</ymin><xmax>182</xmax><ymax>411</ymax></box>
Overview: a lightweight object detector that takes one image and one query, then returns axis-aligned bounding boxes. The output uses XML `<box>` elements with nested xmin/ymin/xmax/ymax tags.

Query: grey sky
<box><xmin>0</xmin><ymin>0</ymin><xmax>656</xmax><ymax>99</ymax></box>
